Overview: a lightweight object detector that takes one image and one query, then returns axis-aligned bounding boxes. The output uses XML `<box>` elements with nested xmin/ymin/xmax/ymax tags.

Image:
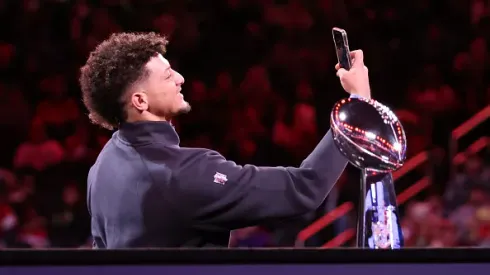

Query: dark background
<box><xmin>0</xmin><ymin>0</ymin><xmax>488</xmax><ymax>249</ymax></box>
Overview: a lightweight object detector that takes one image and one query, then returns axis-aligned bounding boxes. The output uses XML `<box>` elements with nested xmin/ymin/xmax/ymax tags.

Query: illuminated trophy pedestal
<box><xmin>330</xmin><ymin>97</ymin><xmax>407</xmax><ymax>249</ymax></box>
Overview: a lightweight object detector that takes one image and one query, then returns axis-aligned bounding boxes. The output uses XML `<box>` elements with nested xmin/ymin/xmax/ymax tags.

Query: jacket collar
<box><xmin>118</xmin><ymin>121</ymin><xmax>180</xmax><ymax>146</ymax></box>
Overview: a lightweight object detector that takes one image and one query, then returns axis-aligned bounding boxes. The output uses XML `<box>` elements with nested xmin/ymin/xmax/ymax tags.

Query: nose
<box><xmin>174</xmin><ymin>70</ymin><xmax>185</xmax><ymax>86</ymax></box>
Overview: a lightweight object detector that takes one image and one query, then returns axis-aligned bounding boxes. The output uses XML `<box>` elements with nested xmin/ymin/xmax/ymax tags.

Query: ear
<box><xmin>130</xmin><ymin>92</ymin><xmax>149</xmax><ymax>112</ymax></box>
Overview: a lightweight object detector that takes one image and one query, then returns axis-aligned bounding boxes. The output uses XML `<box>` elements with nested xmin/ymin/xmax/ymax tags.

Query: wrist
<box><xmin>350</xmin><ymin>93</ymin><xmax>370</xmax><ymax>99</ymax></box>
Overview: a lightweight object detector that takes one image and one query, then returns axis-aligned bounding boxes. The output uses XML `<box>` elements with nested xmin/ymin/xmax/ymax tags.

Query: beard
<box><xmin>175</xmin><ymin>101</ymin><xmax>192</xmax><ymax>115</ymax></box>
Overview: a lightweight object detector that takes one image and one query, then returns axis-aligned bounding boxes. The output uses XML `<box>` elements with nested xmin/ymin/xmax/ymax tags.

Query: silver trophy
<box><xmin>330</xmin><ymin>97</ymin><xmax>407</xmax><ymax>249</ymax></box>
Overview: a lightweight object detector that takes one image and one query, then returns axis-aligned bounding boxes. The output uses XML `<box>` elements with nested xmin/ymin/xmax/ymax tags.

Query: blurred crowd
<box><xmin>0</xmin><ymin>0</ymin><xmax>489</xmax><ymax>248</ymax></box>
<box><xmin>401</xmin><ymin>155</ymin><xmax>490</xmax><ymax>247</ymax></box>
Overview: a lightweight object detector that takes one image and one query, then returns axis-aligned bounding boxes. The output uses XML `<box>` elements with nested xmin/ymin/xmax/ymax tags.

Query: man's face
<box><xmin>136</xmin><ymin>54</ymin><xmax>190</xmax><ymax>119</ymax></box>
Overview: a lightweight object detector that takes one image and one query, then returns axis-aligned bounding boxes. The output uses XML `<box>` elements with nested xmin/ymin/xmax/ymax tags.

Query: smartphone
<box><xmin>332</xmin><ymin>27</ymin><xmax>352</xmax><ymax>70</ymax></box>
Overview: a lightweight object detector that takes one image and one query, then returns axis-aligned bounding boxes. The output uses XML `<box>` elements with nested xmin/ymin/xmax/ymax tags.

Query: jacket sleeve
<box><xmin>176</xmin><ymin>130</ymin><xmax>348</xmax><ymax>231</ymax></box>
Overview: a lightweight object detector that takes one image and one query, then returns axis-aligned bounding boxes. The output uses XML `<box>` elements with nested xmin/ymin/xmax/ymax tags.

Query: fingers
<box><xmin>350</xmin><ymin>50</ymin><xmax>364</xmax><ymax>68</ymax></box>
<box><xmin>336</xmin><ymin>68</ymin><xmax>347</xmax><ymax>79</ymax></box>
<box><xmin>335</xmin><ymin>50</ymin><xmax>364</xmax><ymax>70</ymax></box>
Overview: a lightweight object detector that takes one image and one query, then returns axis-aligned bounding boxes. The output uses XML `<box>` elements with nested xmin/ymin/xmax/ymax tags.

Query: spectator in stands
<box><xmin>444</xmin><ymin>155</ymin><xmax>488</xmax><ymax>212</ymax></box>
<box><xmin>450</xmin><ymin>185</ymin><xmax>490</xmax><ymax>245</ymax></box>
<box><xmin>49</xmin><ymin>183</ymin><xmax>90</xmax><ymax>247</ymax></box>
<box><xmin>13</xmin><ymin>118</ymin><xmax>65</xmax><ymax>172</ymax></box>
<box><xmin>16</xmin><ymin>208</ymin><xmax>49</xmax><ymax>248</ymax></box>
<box><xmin>34</xmin><ymin>74</ymin><xmax>80</xmax><ymax>140</ymax></box>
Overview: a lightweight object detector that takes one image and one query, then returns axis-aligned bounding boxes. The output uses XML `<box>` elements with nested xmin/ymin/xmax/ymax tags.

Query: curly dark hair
<box><xmin>79</xmin><ymin>32</ymin><xmax>169</xmax><ymax>130</ymax></box>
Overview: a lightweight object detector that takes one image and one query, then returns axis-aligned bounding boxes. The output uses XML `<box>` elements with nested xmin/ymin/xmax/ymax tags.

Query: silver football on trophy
<box><xmin>330</xmin><ymin>97</ymin><xmax>407</xmax><ymax>173</ymax></box>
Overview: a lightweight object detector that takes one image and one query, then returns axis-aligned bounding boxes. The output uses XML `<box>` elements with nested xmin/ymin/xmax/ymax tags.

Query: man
<box><xmin>80</xmin><ymin>32</ymin><xmax>371</xmax><ymax>248</ymax></box>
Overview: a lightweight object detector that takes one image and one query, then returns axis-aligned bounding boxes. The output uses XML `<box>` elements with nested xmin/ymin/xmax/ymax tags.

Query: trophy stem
<box><xmin>357</xmin><ymin>170</ymin><xmax>404</xmax><ymax>249</ymax></box>
<box><xmin>356</xmin><ymin>169</ymin><xmax>368</xmax><ymax>248</ymax></box>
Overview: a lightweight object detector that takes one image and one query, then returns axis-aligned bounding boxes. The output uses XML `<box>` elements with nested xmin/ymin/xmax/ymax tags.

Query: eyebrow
<box><xmin>160</xmin><ymin>67</ymin><xmax>171</xmax><ymax>78</ymax></box>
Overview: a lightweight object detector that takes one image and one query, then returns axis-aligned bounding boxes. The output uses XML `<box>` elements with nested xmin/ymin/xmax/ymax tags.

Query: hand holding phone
<box><xmin>332</xmin><ymin>27</ymin><xmax>371</xmax><ymax>98</ymax></box>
